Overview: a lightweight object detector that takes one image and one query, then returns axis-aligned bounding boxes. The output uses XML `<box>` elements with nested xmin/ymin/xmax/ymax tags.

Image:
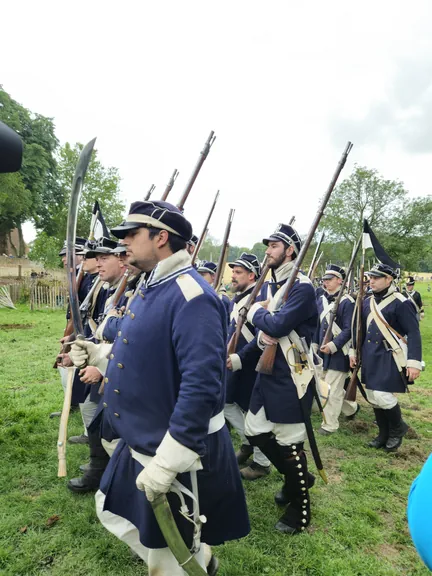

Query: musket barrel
<box><xmin>177</xmin><ymin>131</ymin><xmax>216</xmax><ymax>210</ymax></box>
<box><xmin>161</xmin><ymin>169</ymin><xmax>179</xmax><ymax>201</ymax></box>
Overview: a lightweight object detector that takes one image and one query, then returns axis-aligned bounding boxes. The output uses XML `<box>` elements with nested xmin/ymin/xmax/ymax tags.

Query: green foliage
<box><xmin>0</xmin><ymin>301</ymin><xmax>432</xmax><ymax>574</ymax></box>
<box><xmin>0</xmin><ymin>173</ymin><xmax>31</xmax><ymax>254</ymax></box>
<box><xmin>28</xmin><ymin>232</ymin><xmax>63</xmax><ymax>269</ymax></box>
<box><xmin>0</xmin><ymin>87</ymin><xmax>59</xmax><ymax>255</ymax></box>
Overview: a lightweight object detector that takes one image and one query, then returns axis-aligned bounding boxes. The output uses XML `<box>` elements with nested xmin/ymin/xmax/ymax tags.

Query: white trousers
<box><xmin>224</xmin><ymin>403</ymin><xmax>271</xmax><ymax>467</ymax></box>
<box><xmin>322</xmin><ymin>370</ymin><xmax>358</xmax><ymax>432</ymax></box>
<box><xmin>245</xmin><ymin>406</ymin><xmax>307</xmax><ymax>445</ymax></box>
<box><xmin>95</xmin><ymin>490</ymin><xmax>209</xmax><ymax>575</ymax></box>
<box><xmin>366</xmin><ymin>389</ymin><xmax>398</xmax><ymax>410</ymax></box>
<box><xmin>79</xmin><ymin>396</ymin><xmax>99</xmax><ymax>436</ymax></box>
<box><xmin>101</xmin><ymin>438</ymin><xmax>120</xmax><ymax>458</ymax></box>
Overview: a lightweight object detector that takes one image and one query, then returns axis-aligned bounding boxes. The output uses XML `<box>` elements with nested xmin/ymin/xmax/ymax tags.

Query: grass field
<box><xmin>0</xmin><ymin>286</ymin><xmax>431</xmax><ymax>576</ymax></box>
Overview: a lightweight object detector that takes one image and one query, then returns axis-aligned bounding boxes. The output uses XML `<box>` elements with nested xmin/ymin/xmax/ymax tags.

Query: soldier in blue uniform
<box><xmin>67</xmin><ymin>238</ymin><xmax>126</xmax><ymax>493</ymax></box>
<box><xmin>350</xmin><ymin>263</ymin><xmax>422</xmax><ymax>452</ymax></box>
<box><xmin>197</xmin><ymin>260</ymin><xmax>231</xmax><ymax>319</ymax></box>
<box><xmin>314</xmin><ymin>264</ymin><xmax>358</xmax><ymax>435</ymax></box>
<box><xmin>403</xmin><ymin>276</ymin><xmax>424</xmax><ymax>321</ymax></box>
<box><xmin>225</xmin><ymin>253</ymin><xmax>271</xmax><ymax>480</ymax></box>
<box><xmin>70</xmin><ymin>201</ymin><xmax>249</xmax><ymax>575</ymax></box>
<box><xmin>239</xmin><ymin>224</ymin><xmax>319</xmax><ymax>534</ymax></box>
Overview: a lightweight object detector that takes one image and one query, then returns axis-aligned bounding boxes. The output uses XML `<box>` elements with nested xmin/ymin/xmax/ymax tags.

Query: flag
<box><xmin>91</xmin><ymin>201</ymin><xmax>110</xmax><ymax>240</ymax></box>
<box><xmin>362</xmin><ymin>219</ymin><xmax>400</xmax><ymax>269</ymax></box>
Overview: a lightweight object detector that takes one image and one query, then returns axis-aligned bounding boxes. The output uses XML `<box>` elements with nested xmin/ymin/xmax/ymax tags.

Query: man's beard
<box><xmin>268</xmin><ymin>252</ymin><xmax>286</xmax><ymax>270</ymax></box>
<box><xmin>232</xmin><ymin>280</ymin><xmax>249</xmax><ymax>293</ymax></box>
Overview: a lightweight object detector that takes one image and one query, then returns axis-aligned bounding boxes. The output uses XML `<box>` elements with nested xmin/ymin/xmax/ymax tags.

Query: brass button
<box><xmin>368</xmin><ymin>340</ymin><xmax>371</xmax><ymax>343</ymax></box>
<box><xmin>130</xmin><ymin>313</ymin><xmax>135</xmax><ymax>319</ymax></box>
<box><xmin>114</xmin><ymin>412</ymin><xmax>120</xmax><ymax>418</ymax></box>
<box><xmin>118</xmin><ymin>331</ymin><xmax>121</xmax><ymax>337</ymax></box>
<box><xmin>123</xmin><ymin>338</ymin><xmax>128</xmax><ymax>344</ymax></box>
<box><xmin>103</xmin><ymin>402</ymin><xmax>108</xmax><ymax>408</ymax></box>
<box><xmin>277</xmin><ymin>284</ymin><xmax>281</xmax><ymax>289</ymax></box>
<box><xmin>104</xmin><ymin>377</ymin><xmax>108</xmax><ymax>384</ymax></box>
<box><xmin>114</xmin><ymin>389</ymin><xmax>120</xmax><ymax>394</ymax></box>
<box><xmin>126</xmin><ymin>310</ymin><xmax>131</xmax><ymax>315</ymax></box>
<box><xmin>140</xmin><ymin>292</ymin><xmax>145</xmax><ymax>299</ymax></box>
<box><xmin>117</xmin><ymin>363</ymin><xmax>124</xmax><ymax>369</ymax></box>
<box><xmin>109</xmin><ymin>353</ymin><xmax>114</xmax><ymax>360</ymax></box>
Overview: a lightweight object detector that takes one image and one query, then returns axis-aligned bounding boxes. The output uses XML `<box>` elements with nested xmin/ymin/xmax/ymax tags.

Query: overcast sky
<box><xmin>3</xmin><ymin>0</ymin><xmax>432</xmax><ymax>247</ymax></box>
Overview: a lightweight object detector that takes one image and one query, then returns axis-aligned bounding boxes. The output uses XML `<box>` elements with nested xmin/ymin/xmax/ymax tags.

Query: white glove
<box><xmin>69</xmin><ymin>340</ymin><xmax>112</xmax><ymax>375</ymax></box>
<box><xmin>420</xmin><ymin>312</ymin><xmax>425</xmax><ymax>320</ymax></box>
<box><xmin>136</xmin><ymin>432</ymin><xmax>202</xmax><ymax>502</ymax></box>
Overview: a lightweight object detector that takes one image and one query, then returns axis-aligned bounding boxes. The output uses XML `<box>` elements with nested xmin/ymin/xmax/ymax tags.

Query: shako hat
<box><xmin>85</xmin><ymin>237</ymin><xmax>119</xmax><ymax>259</ymax></box>
<box><xmin>263</xmin><ymin>223</ymin><xmax>301</xmax><ymax>256</ymax></box>
<box><xmin>406</xmin><ymin>275</ymin><xmax>415</xmax><ymax>286</ymax></box>
<box><xmin>366</xmin><ymin>263</ymin><xmax>398</xmax><ymax>279</ymax></box>
<box><xmin>229</xmin><ymin>252</ymin><xmax>261</xmax><ymax>278</ymax></box>
<box><xmin>58</xmin><ymin>236</ymin><xmax>87</xmax><ymax>257</ymax></box>
<box><xmin>111</xmin><ymin>200</ymin><xmax>192</xmax><ymax>241</ymax></box>
<box><xmin>197</xmin><ymin>261</ymin><xmax>217</xmax><ymax>275</ymax></box>
<box><xmin>187</xmin><ymin>234</ymin><xmax>199</xmax><ymax>247</ymax></box>
<box><xmin>322</xmin><ymin>264</ymin><xmax>346</xmax><ymax>281</ymax></box>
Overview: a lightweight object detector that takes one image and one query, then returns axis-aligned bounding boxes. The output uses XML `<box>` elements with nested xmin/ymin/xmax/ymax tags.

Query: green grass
<box><xmin>0</xmin><ymin>289</ymin><xmax>431</xmax><ymax>576</ymax></box>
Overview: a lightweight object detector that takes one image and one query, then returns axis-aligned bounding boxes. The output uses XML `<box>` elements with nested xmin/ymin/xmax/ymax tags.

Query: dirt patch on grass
<box><xmin>347</xmin><ymin>420</ymin><xmax>370</xmax><ymax>433</ymax></box>
<box><xmin>405</xmin><ymin>427</ymin><xmax>420</xmax><ymax>439</ymax></box>
<box><xmin>390</xmin><ymin>445</ymin><xmax>426</xmax><ymax>466</ymax></box>
<box><xmin>0</xmin><ymin>323</ymin><xmax>34</xmax><ymax>330</ymax></box>
<box><xmin>323</xmin><ymin>448</ymin><xmax>345</xmax><ymax>483</ymax></box>
<box><xmin>378</xmin><ymin>543</ymin><xmax>400</xmax><ymax>560</ymax></box>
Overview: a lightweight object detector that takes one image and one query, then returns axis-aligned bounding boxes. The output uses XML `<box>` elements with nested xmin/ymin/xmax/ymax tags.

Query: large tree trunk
<box><xmin>0</xmin><ymin>231</ymin><xmax>7</xmax><ymax>255</ymax></box>
<box><xmin>7</xmin><ymin>231</ymin><xmax>18</xmax><ymax>256</ymax></box>
<box><xmin>17</xmin><ymin>223</ymin><xmax>25</xmax><ymax>257</ymax></box>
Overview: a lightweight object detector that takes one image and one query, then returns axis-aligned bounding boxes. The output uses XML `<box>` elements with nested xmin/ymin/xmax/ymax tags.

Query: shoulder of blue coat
<box><xmin>394</xmin><ymin>292</ymin><xmax>407</xmax><ymax>303</ymax></box>
<box><xmin>297</xmin><ymin>272</ymin><xmax>313</xmax><ymax>286</ymax></box>
<box><xmin>341</xmin><ymin>294</ymin><xmax>355</xmax><ymax>304</ymax></box>
<box><xmin>175</xmin><ymin>272</ymin><xmax>204</xmax><ymax>302</ymax></box>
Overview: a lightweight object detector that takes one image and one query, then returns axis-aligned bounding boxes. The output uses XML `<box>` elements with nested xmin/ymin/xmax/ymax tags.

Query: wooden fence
<box><xmin>3</xmin><ymin>280</ymin><xmax>68</xmax><ymax>310</ymax></box>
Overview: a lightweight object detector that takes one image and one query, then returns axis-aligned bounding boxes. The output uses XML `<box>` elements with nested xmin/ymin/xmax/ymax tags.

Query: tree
<box><xmin>0</xmin><ymin>173</ymin><xmax>31</xmax><ymax>254</ymax></box>
<box><xmin>28</xmin><ymin>232</ymin><xmax>63</xmax><ymax>269</ymax></box>
<box><xmin>0</xmin><ymin>87</ymin><xmax>59</xmax><ymax>255</ymax></box>
<box><xmin>321</xmin><ymin>165</ymin><xmax>408</xmax><ymax>244</ymax></box>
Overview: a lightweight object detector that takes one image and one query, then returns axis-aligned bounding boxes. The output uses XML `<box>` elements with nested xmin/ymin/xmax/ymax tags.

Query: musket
<box><xmin>176</xmin><ymin>131</ymin><xmax>216</xmax><ymax>211</ymax></box>
<box><xmin>309</xmin><ymin>251</ymin><xmax>324</xmax><ymax>281</ymax></box>
<box><xmin>227</xmin><ymin>215</ymin><xmax>296</xmax><ymax>356</ymax></box>
<box><xmin>191</xmin><ymin>190</ymin><xmax>220</xmax><ymax>265</ymax></box>
<box><xmin>79</xmin><ymin>275</ymin><xmax>102</xmax><ymax>319</ymax></box>
<box><xmin>346</xmin><ymin>231</ymin><xmax>365</xmax><ymax>402</ymax></box>
<box><xmin>105</xmin><ymin>269</ymin><xmax>131</xmax><ymax>313</ymax></box>
<box><xmin>57</xmin><ymin>137</ymin><xmax>96</xmax><ymax>478</ymax></box>
<box><xmin>321</xmin><ymin>236</ymin><xmax>361</xmax><ymax>346</ymax></box>
<box><xmin>308</xmin><ymin>232</ymin><xmax>325</xmax><ymax>279</ymax></box>
<box><xmin>160</xmin><ymin>169</ymin><xmax>179</xmax><ymax>201</ymax></box>
<box><xmin>256</xmin><ymin>141</ymin><xmax>354</xmax><ymax>375</ymax></box>
<box><xmin>213</xmin><ymin>208</ymin><xmax>235</xmax><ymax>292</ymax></box>
<box><xmin>144</xmin><ymin>184</ymin><xmax>156</xmax><ymax>201</ymax></box>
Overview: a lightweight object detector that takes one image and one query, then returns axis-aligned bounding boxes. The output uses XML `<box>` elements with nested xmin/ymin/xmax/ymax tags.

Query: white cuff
<box><xmin>247</xmin><ymin>302</ymin><xmax>263</xmax><ymax>325</ymax></box>
<box><xmin>257</xmin><ymin>331</ymin><xmax>266</xmax><ymax>350</ymax></box>
<box><xmin>327</xmin><ymin>342</ymin><xmax>338</xmax><ymax>354</ymax></box>
<box><xmin>156</xmin><ymin>431</ymin><xmax>203</xmax><ymax>473</ymax></box>
<box><xmin>229</xmin><ymin>353</ymin><xmax>242</xmax><ymax>372</ymax></box>
<box><xmin>312</xmin><ymin>343</ymin><xmax>319</xmax><ymax>354</ymax></box>
<box><xmin>407</xmin><ymin>359</ymin><xmax>422</xmax><ymax>371</ymax></box>
<box><xmin>349</xmin><ymin>348</ymin><xmax>356</xmax><ymax>358</ymax></box>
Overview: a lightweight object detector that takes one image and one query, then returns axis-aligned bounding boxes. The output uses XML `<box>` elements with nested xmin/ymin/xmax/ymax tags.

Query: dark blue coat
<box><xmin>358</xmin><ymin>289</ymin><xmax>422</xmax><ymax>393</ymax></box>
<box><xmin>244</xmin><ymin>275</ymin><xmax>318</xmax><ymax>424</ymax></box>
<box><xmin>226</xmin><ymin>285</ymin><xmax>261</xmax><ymax>411</ymax></box>
<box><xmin>314</xmin><ymin>292</ymin><xmax>354</xmax><ymax>373</ymax></box>
<box><xmin>100</xmin><ymin>254</ymin><xmax>249</xmax><ymax>548</ymax></box>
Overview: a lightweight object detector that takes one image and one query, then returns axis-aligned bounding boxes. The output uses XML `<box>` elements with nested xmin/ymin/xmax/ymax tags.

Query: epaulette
<box><xmin>341</xmin><ymin>293</ymin><xmax>355</xmax><ymax>304</ymax></box>
<box><xmin>176</xmin><ymin>273</ymin><xmax>204</xmax><ymax>302</ymax></box>
<box><xmin>296</xmin><ymin>272</ymin><xmax>313</xmax><ymax>286</ymax></box>
<box><xmin>394</xmin><ymin>292</ymin><xmax>407</xmax><ymax>303</ymax></box>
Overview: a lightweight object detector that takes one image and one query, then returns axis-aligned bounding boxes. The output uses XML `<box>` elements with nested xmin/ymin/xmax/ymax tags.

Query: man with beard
<box><xmin>226</xmin><ymin>253</ymin><xmax>271</xmax><ymax>480</ymax></box>
<box><xmin>198</xmin><ymin>260</ymin><xmax>231</xmax><ymax>320</ymax></box>
<box><xmin>69</xmin><ymin>201</ymin><xmax>249</xmax><ymax>575</ymax></box>
<box><xmin>314</xmin><ymin>264</ymin><xmax>358</xmax><ymax>435</ymax></box>
<box><xmin>235</xmin><ymin>224</ymin><xmax>318</xmax><ymax>534</ymax></box>
<box><xmin>350</xmin><ymin>263</ymin><xmax>422</xmax><ymax>452</ymax></box>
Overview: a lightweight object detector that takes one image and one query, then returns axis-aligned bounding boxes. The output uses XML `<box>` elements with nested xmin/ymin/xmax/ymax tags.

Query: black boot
<box><xmin>385</xmin><ymin>404</ymin><xmax>408</xmax><ymax>452</ymax></box>
<box><xmin>368</xmin><ymin>408</ymin><xmax>389</xmax><ymax>449</ymax></box>
<box><xmin>274</xmin><ymin>472</ymin><xmax>315</xmax><ymax>506</ymax></box>
<box><xmin>274</xmin><ymin>444</ymin><xmax>310</xmax><ymax>534</ymax></box>
<box><xmin>67</xmin><ymin>427</ymin><xmax>109</xmax><ymax>494</ymax></box>
<box><xmin>235</xmin><ymin>444</ymin><xmax>253</xmax><ymax>466</ymax></box>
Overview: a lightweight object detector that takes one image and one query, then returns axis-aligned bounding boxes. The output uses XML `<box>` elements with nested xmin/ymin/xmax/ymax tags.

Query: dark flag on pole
<box><xmin>362</xmin><ymin>219</ymin><xmax>400</xmax><ymax>269</ymax></box>
<box><xmin>91</xmin><ymin>201</ymin><xmax>110</xmax><ymax>240</ymax></box>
